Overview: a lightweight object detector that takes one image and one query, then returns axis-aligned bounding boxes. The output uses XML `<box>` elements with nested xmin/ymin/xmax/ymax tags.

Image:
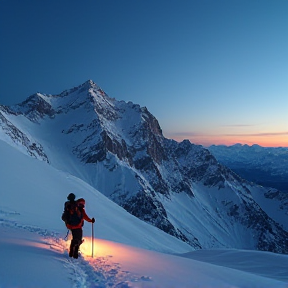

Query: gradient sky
<box><xmin>0</xmin><ymin>0</ymin><xmax>287</xmax><ymax>147</ymax></box>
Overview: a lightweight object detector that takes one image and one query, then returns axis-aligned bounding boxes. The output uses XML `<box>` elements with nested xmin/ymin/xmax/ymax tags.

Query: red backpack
<box><xmin>62</xmin><ymin>201</ymin><xmax>83</xmax><ymax>226</ymax></box>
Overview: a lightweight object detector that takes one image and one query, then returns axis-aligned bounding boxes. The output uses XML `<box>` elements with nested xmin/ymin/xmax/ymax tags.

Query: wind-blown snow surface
<box><xmin>1</xmin><ymin>140</ymin><xmax>288</xmax><ymax>287</ymax></box>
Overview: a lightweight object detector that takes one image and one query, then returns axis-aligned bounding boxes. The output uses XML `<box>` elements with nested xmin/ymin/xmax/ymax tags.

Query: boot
<box><xmin>69</xmin><ymin>240</ymin><xmax>77</xmax><ymax>258</ymax></box>
<box><xmin>69</xmin><ymin>245</ymin><xmax>74</xmax><ymax>257</ymax></box>
<box><xmin>73</xmin><ymin>239</ymin><xmax>82</xmax><ymax>259</ymax></box>
<box><xmin>73</xmin><ymin>244</ymin><xmax>79</xmax><ymax>259</ymax></box>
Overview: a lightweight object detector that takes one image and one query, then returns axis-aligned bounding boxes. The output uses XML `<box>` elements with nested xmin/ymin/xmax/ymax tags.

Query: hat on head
<box><xmin>67</xmin><ymin>193</ymin><xmax>76</xmax><ymax>201</ymax></box>
<box><xmin>77</xmin><ymin>198</ymin><xmax>85</xmax><ymax>207</ymax></box>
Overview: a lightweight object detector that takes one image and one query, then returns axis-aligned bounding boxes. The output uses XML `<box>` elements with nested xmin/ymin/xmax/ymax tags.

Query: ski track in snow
<box><xmin>0</xmin><ymin>209</ymin><xmax>151</xmax><ymax>288</ymax></box>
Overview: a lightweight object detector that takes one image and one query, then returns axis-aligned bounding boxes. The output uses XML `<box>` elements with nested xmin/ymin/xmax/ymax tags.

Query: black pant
<box><xmin>71</xmin><ymin>228</ymin><xmax>83</xmax><ymax>244</ymax></box>
<box><xmin>69</xmin><ymin>228</ymin><xmax>83</xmax><ymax>258</ymax></box>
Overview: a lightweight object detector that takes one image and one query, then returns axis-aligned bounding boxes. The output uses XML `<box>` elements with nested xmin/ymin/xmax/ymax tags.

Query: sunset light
<box><xmin>168</xmin><ymin>132</ymin><xmax>288</xmax><ymax>147</ymax></box>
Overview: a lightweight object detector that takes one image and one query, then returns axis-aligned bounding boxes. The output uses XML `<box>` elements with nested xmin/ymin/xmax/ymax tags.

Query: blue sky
<box><xmin>0</xmin><ymin>0</ymin><xmax>287</xmax><ymax>147</ymax></box>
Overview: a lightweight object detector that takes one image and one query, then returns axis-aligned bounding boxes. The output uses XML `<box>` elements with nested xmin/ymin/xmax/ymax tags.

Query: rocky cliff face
<box><xmin>1</xmin><ymin>80</ymin><xmax>287</xmax><ymax>253</ymax></box>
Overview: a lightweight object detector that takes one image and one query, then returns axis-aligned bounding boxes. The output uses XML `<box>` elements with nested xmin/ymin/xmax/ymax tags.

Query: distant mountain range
<box><xmin>208</xmin><ymin>144</ymin><xmax>288</xmax><ymax>193</ymax></box>
<box><xmin>1</xmin><ymin>80</ymin><xmax>287</xmax><ymax>253</ymax></box>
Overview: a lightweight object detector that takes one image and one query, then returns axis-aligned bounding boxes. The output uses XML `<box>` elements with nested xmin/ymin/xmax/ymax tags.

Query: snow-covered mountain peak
<box><xmin>8</xmin><ymin>80</ymin><xmax>163</xmax><ymax>141</ymax></box>
<box><xmin>7</xmin><ymin>80</ymin><xmax>111</xmax><ymax>122</ymax></box>
<box><xmin>1</xmin><ymin>81</ymin><xmax>288</xmax><ymax>255</ymax></box>
<box><xmin>55</xmin><ymin>79</ymin><xmax>99</xmax><ymax>97</ymax></box>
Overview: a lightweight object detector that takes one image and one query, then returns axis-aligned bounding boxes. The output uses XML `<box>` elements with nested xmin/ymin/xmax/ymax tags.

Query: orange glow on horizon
<box><xmin>169</xmin><ymin>135</ymin><xmax>288</xmax><ymax>148</ymax></box>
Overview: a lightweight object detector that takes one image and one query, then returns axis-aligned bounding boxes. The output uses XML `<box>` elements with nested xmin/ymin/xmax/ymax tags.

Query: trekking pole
<box><xmin>92</xmin><ymin>221</ymin><xmax>94</xmax><ymax>258</ymax></box>
<box><xmin>64</xmin><ymin>230</ymin><xmax>69</xmax><ymax>240</ymax></box>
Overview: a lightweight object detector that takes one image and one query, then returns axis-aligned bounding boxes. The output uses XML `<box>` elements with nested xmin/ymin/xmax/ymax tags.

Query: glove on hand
<box><xmin>91</xmin><ymin>217</ymin><xmax>95</xmax><ymax>223</ymax></box>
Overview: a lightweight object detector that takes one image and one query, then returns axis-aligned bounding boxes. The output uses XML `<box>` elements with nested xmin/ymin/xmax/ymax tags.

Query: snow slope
<box><xmin>1</xmin><ymin>140</ymin><xmax>288</xmax><ymax>287</ymax></box>
<box><xmin>0</xmin><ymin>140</ymin><xmax>190</xmax><ymax>253</ymax></box>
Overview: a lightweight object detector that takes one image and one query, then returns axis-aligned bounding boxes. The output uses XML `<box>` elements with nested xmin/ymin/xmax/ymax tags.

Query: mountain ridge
<box><xmin>1</xmin><ymin>80</ymin><xmax>288</xmax><ymax>253</ymax></box>
<box><xmin>208</xmin><ymin>144</ymin><xmax>288</xmax><ymax>193</ymax></box>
